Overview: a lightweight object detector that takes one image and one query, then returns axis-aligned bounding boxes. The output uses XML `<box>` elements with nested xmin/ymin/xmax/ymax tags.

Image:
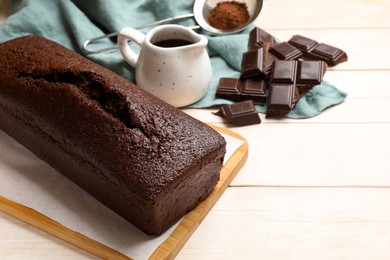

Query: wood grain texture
<box><xmin>256</xmin><ymin>0</ymin><xmax>390</xmax><ymax>29</ymax></box>
<box><xmin>0</xmin><ymin>196</ymin><xmax>130</xmax><ymax>260</ymax></box>
<box><xmin>179</xmin><ymin>187</ymin><xmax>390</xmax><ymax>259</ymax></box>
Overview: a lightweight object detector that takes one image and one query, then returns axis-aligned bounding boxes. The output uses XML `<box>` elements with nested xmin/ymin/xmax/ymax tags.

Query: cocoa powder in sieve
<box><xmin>208</xmin><ymin>1</ymin><xmax>250</xmax><ymax>31</ymax></box>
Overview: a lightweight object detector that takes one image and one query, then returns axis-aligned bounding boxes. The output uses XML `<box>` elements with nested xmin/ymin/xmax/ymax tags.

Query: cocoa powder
<box><xmin>208</xmin><ymin>1</ymin><xmax>250</xmax><ymax>31</ymax></box>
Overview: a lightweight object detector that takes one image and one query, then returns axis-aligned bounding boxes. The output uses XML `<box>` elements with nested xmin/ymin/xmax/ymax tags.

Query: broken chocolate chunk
<box><xmin>288</xmin><ymin>35</ymin><xmax>348</xmax><ymax>66</ymax></box>
<box><xmin>266</xmin><ymin>60</ymin><xmax>327</xmax><ymax>118</ymax></box>
<box><xmin>214</xmin><ymin>100</ymin><xmax>261</xmax><ymax>126</ymax></box>
<box><xmin>309</xmin><ymin>43</ymin><xmax>348</xmax><ymax>66</ymax></box>
<box><xmin>215</xmin><ymin>77</ymin><xmax>267</xmax><ymax>105</ymax></box>
<box><xmin>269</xmin><ymin>42</ymin><xmax>302</xmax><ymax>60</ymax></box>
<box><xmin>266</xmin><ymin>84</ymin><xmax>295</xmax><ymax>118</ymax></box>
<box><xmin>288</xmin><ymin>35</ymin><xmax>318</xmax><ymax>53</ymax></box>
<box><xmin>248</xmin><ymin>27</ymin><xmax>276</xmax><ymax>50</ymax></box>
<box><xmin>240</xmin><ymin>48</ymin><xmax>268</xmax><ymax>79</ymax></box>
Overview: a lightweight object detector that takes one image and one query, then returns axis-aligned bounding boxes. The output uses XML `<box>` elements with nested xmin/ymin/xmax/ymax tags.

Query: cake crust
<box><xmin>0</xmin><ymin>35</ymin><xmax>226</xmax><ymax>235</ymax></box>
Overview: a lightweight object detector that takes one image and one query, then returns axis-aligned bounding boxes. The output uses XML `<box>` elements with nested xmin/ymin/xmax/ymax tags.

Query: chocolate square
<box><xmin>270</xmin><ymin>42</ymin><xmax>302</xmax><ymax>60</ymax></box>
<box><xmin>248</xmin><ymin>27</ymin><xmax>276</xmax><ymax>50</ymax></box>
<box><xmin>288</xmin><ymin>35</ymin><xmax>318</xmax><ymax>52</ymax></box>
<box><xmin>271</xmin><ymin>60</ymin><xmax>297</xmax><ymax>84</ymax></box>
<box><xmin>215</xmin><ymin>78</ymin><xmax>241</xmax><ymax>101</ymax></box>
<box><xmin>240</xmin><ymin>79</ymin><xmax>267</xmax><ymax>105</ymax></box>
<box><xmin>215</xmin><ymin>100</ymin><xmax>261</xmax><ymax>126</ymax></box>
<box><xmin>266</xmin><ymin>84</ymin><xmax>295</xmax><ymax>118</ymax></box>
<box><xmin>241</xmin><ymin>48</ymin><xmax>267</xmax><ymax>79</ymax></box>
<box><xmin>266</xmin><ymin>59</ymin><xmax>327</xmax><ymax>118</ymax></box>
<box><xmin>215</xmin><ymin>77</ymin><xmax>267</xmax><ymax>105</ymax></box>
<box><xmin>307</xmin><ymin>43</ymin><xmax>348</xmax><ymax>66</ymax></box>
<box><xmin>296</xmin><ymin>60</ymin><xmax>327</xmax><ymax>85</ymax></box>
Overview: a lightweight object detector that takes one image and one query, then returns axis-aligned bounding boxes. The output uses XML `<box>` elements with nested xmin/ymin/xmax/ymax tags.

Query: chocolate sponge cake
<box><xmin>0</xmin><ymin>35</ymin><xmax>226</xmax><ymax>235</ymax></box>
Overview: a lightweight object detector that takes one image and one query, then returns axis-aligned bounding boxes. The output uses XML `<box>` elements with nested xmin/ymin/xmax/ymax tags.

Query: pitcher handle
<box><xmin>118</xmin><ymin>27</ymin><xmax>146</xmax><ymax>68</ymax></box>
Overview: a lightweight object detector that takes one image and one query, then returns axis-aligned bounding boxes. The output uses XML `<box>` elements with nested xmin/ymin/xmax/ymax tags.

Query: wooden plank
<box><xmin>0</xmin><ymin>196</ymin><xmax>130</xmax><ymax>260</ymax></box>
<box><xmin>2</xmin><ymin>0</ymin><xmax>390</xmax><ymax>30</ymax></box>
<box><xmin>177</xmin><ymin>187</ymin><xmax>390</xmax><ymax>259</ymax></box>
<box><xmin>324</xmin><ymin>71</ymin><xmax>390</xmax><ymax>98</ymax></box>
<box><xmin>255</xmin><ymin>0</ymin><xmax>390</xmax><ymax>29</ymax></box>
<box><xmin>224</xmin><ymin>123</ymin><xmax>390</xmax><ymax>187</ymax></box>
<box><xmin>0</xmin><ymin>211</ymin><xmax>95</xmax><ymax>259</ymax></box>
<box><xmin>298</xmin><ymin>98</ymin><xmax>390</xmax><ymax>123</ymax></box>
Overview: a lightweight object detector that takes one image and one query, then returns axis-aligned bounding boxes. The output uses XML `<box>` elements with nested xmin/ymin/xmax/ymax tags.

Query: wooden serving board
<box><xmin>0</xmin><ymin>124</ymin><xmax>248</xmax><ymax>259</ymax></box>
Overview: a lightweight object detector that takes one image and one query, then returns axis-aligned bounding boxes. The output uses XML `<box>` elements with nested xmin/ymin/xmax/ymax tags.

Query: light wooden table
<box><xmin>1</xmin><ymin>0</ymin><xmax>390</xmax><ymax>259</ymax></box>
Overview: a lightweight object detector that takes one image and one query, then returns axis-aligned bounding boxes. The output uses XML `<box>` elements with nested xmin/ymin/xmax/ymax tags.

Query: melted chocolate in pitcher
<box><xmin>153</xmin><ymin>39</ymin><xmax>193</xmax><ymax>48</ymax></box>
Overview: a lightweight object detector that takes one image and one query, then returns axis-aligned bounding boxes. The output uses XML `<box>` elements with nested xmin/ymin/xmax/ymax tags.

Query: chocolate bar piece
<box><xmin>293</xmin><ymin>60</ymin><xmax>327</xmax><ymax>102</ymax></box>
<box><xmin>240</xmin><ymin>48</ymin><xmax>268</xmax><ymax>79</ymax></box>
<box><xmin>297</xmin><ymin>60</ymin><xmax>327</xmax><ymax>85</ymax></box>
<box><xmin>248</xmin><ymin>27</ymin><xmax>276</xmax><ymax>50</ymax></box>
<box><xmin>215</xmin><ymin>78</ymin><xmax>240</xmax><ymax>101</ymax></box>
<box><xmin>271</xmin><ymin>60</ymin><xmax>297</xmax><ymax>84</ymax></box>
<box><xmin>214</xmin><ymin>100</ymin><xmax>261</xmax><ymax>126</ymax></box>
<box><xmin>266</xmin><ymin>60</ymin><xmax>327</xmax><ymax>118</ymax></box>
<box><xmin>246</xmin><ymin>27</ymin><xmax>279</xmax><ymax>77</ymax></box>
<box><xmin>240</xmin><ymin>79</ymin><xmax>267</xmax><ymax>104</ymax></box>
<box><xmin>215</xmin><ymin>77</ymin><xmax>267</xmax><ymax>105</ymax></box>
<box><xmin>270</xmin><ymin>60</ymin><xmax>327</xmax><ymax>90</ymax></box>
<box><xmin>309</xmin><ymin>43</ymin><xmax>348</xmax><ymax>66</ymax></box>
<box><xmin>263</xmin><ymin>43</ymin><xmax>277</xmax><ymax>75</ymax></box>
<box><xmin>270</xmin><ymin>42</ymin><xmax>302</xmax><ymax>60</ymax></box>
<box><xmin>288</xmin><ymin>35</ymin><xmax>348</xmax><ymax>66</ymax></box>
<box><xmin>266</xmin><ymin>84</ymin><xmax>295</xmax><ymax>118</ymax></box>
<box><xmin>288</xmin><ymin>35</ymin><xmax>318</xmax><ymax>53</ymax></box>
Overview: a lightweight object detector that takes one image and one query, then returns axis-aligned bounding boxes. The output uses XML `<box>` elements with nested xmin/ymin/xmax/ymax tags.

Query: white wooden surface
<box><xmin>1</xmin><ymin>0</ymin><xmax>390</xmax><ymax>259</ymax></box>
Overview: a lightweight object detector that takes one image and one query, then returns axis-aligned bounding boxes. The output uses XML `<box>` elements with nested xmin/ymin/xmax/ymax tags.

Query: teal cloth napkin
<box><xmin>0</xmin><ymin>0</ymin><xmax>346</xmax><ymax>118</ymax></box>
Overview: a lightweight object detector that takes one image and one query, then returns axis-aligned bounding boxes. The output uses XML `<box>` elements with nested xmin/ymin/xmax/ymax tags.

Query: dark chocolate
<box><xmin>215</xmin><ymin>78</ymin><xmax>241</xmax><ymax>101</ymax></box>
<box><xmin>294</xmin><ymin>60</ymin><xmax>327</xmax><ymax>102</ymax></box>
<box><xmin>240</xmin><ymin>48</ymin><xmax>267</xmax><ymax>79</ymax></box>
<box><xmin>266</xmin><ymin>60</ymin><xmax>327</xmax><ymax>118</ymax></box>
<box><xmin>296</xmin><ymin>60</ymin><xmax>327</xmax><ymax>85</ymax></box>
<box><xmin>309</xmin><ymin>43</ymin><xmax>348</xmax><ymax>66</ymax></box>
<box><xmin>248</xmin><ymin>27</ymin><xmax>276</xmax><ymax>50</ymax></box>
<box><xmin>215</xmin><ymin>77</ymin><xmax>267</xmax><ymax>105</ymax></box>
<box><xmin>288</xmin><ymin>35</ymin><xmax>318</xmax><ymax>53</ymax></box>
<box><xmin>214</xmin><ymin>100</ymin><xmax>261</xmax><ymax>126</ymax></box>
<box><xmin>263</xmin><ymin>43</ymin><xmax>277</xmax><ymax>75</ymax></box>
<box><xmin>271</xmin><ymin>60</ymin><xmax>297</xmax><ymax>84</ymax></box>
<box><xmin>288</xmin><ymin>35</ymin><xmax>348</xmax><ymax>66</ymax></box>
<box><xmin>269</xmin><ymin>42</ymin><xmax>302</xmax><ymax>60</ymax></box>
<box><xmin>153</xmin><ymin>39</ymin><xmax>193</xmax><ymax>48</ymax></box>
<box><xmin>266</xmin><ymin>84</ymin><xmax>295</xmax><ymax>118</ymax></box>
<box><xmin>240</xmin><ymin>79</ymin><xmax>267</xmax><ymax>104</ymax></box>
<box><xmin>216</xmin><ymin>28</ymin><xmax>345</xmax><ymax>120</ymax></box>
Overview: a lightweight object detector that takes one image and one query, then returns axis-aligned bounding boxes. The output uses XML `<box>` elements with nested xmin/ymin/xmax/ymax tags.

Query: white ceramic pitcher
<box><xmin>118</xmin><ymin>24</ymin><xmax>212</xmax><ymax>107</ymax></box>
